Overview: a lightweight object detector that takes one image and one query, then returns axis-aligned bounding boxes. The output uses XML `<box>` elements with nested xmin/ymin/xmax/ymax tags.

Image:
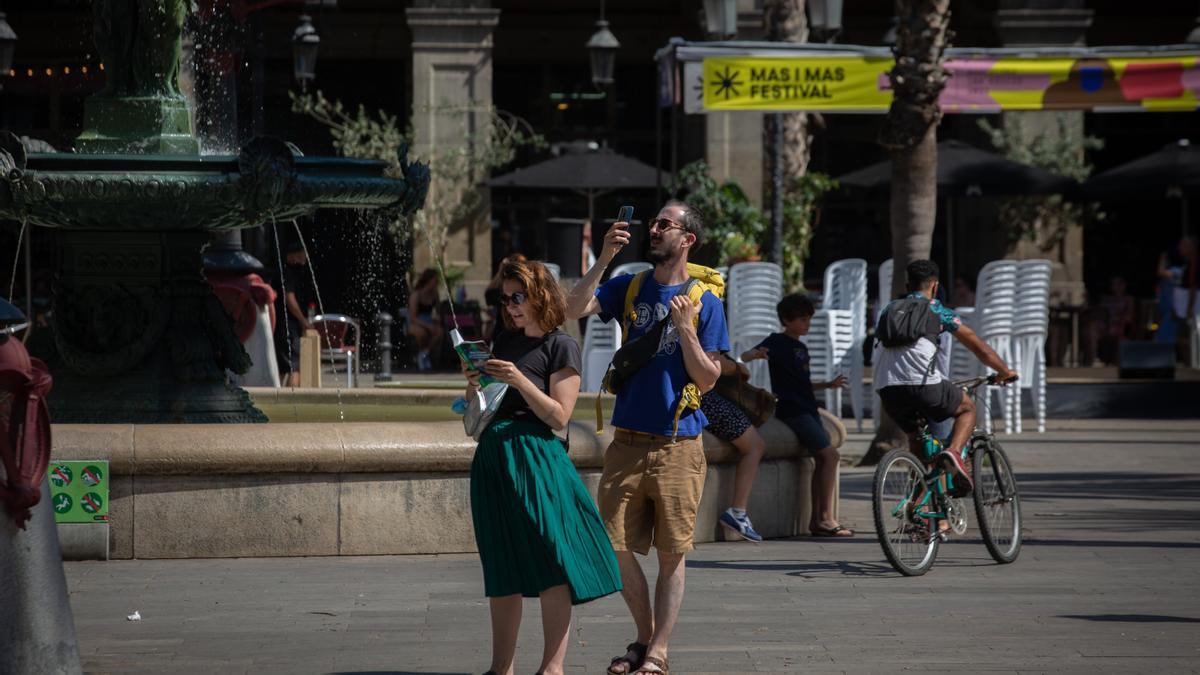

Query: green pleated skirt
<box><xmin>470</xmin><ymin>418</ymin><xmax>622</xmax><ymax>605</ymax></box>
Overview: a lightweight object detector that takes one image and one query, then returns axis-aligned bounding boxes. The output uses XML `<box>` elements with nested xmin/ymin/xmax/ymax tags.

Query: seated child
<box><xmin>742</xmin><ymin>294</ymin><xmax>852</xmax><ymax>537</ymax></box>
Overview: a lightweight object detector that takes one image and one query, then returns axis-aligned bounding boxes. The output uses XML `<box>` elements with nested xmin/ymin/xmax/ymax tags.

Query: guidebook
<box><xmin>450</xmin><ymin>329</ymin><xmax>497</xmax><ymax>387</ymax></box>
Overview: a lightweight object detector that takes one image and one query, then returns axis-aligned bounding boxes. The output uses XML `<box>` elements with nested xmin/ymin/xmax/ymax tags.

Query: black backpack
<box><xmin>875</xmin><ymin>296</ymin><xmax>941</xmax><ymax>348</ymax></box>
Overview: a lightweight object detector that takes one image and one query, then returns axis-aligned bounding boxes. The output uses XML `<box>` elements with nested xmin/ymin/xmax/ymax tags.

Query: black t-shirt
<box><xmin>492</xmin><ymin>328</ymin><xmax>582</xmax><ymax>424</ymax></box>
<box><xmin>283</xmin><ymin>263</ymin><xmax>318</xmax><ymax>321</ymax></box>
<box><xmin>755</xmin><ymin>332</ymin><xmax>820</xmax><ymax>418</ymax></box>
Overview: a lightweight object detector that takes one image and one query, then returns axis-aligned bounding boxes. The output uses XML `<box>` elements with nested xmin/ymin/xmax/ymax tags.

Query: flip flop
<box><xmin>608</xmin><ymin>641</ymin><xmax>648</xmax><ymax>675</ymax></box>
<box><xmin>810</xmin><ymin>524</ymin><xmax>854</xmax><ymax>537</ymax></box>
<box><xmin>634</xmin><ymin>656</ymin><xmax>668</xmax><ymax>674</ymax></box>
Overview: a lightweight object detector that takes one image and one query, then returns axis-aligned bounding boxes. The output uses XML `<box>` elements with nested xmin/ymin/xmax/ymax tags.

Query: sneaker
<box><xmin>719</xmin><ymin>509</ymin><xmax>763</xmax><ymax>542</ymax></box>
<box><xmin>936</xmin><ymin>449</ymin><xmax>973</xmax><ymax>498</ymax></box>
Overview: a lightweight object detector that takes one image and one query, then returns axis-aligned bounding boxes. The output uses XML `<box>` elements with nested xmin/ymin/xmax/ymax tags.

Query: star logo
<box><xmin>710</xmin><ymin>65</ymin><xmax>743</xmax><ymax>101</ymax></box>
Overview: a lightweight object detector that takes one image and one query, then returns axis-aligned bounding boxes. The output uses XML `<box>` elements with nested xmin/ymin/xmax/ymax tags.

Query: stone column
<box><xmin>405</xmin><ymin>2</ymin><xmax>499</xmax><ymax>300</ymax></box>
<box><xmin>995</xmin><ymin>0</ymin><xmax>1094</xmax><ymax>306</ymax></box>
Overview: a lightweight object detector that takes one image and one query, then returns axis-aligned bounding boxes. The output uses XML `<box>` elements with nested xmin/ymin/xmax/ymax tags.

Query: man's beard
<box><xmin>647</xmin><ymin>241</ymin><xmax>676</xmax><ymax>265</ymax></box>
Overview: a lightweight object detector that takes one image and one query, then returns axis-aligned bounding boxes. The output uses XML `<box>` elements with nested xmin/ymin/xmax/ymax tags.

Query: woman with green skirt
<box><xmin>462</xmin><ymin>259</ymin><xmax>621</xmax><ymax>675</ymax></box>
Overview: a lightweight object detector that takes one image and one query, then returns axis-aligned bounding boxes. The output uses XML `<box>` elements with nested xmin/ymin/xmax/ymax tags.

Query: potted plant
<box><xmin>723</xmin><ymin>231</ymin><xmax>762</xmax><ymax>265</ymax></box>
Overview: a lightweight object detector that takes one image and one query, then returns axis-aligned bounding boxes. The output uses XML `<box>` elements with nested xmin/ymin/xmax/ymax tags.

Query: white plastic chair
<box><xmin>541</xmin><ymin>262</ymin><xmax>561</xmax><ymax>281</ymax></box>
<box><xmin>581</xmin><ymin>313</ymin><xmax>621</xmax><ymax>392</ymax></box>
<box><xmin>1012</xmin><ymin>259</ymin><xmax>1052</xmax><ymax>433</ymax></box>
<box><xmin>312</xmin><ymin>314</ymin><xmax>361</xmax><ymax>388</ymax></box>
<box><xmin>609</xmin><ymin>261</ymin><xmax>653</xmax><ymax>280</ymax></box>
<box><xmin>821</xmin><ymin>259</ymin><xmax>868</xmax><ymax>430</ymax></box>
<box><xmin>727</xmin><ymin>262</ymin><xmax>784</xmax><ymax>389</ymax></box>
<box><xmin>972</xmin><ymin>261</ymin><xmax>1019</xmax><ymax>434</ymax></box>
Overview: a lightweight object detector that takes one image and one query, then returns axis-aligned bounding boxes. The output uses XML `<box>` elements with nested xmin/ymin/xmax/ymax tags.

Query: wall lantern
<box><xmin>292</xmin><ymin>14</ymin><xmax>320</xmax><ymax>90</ymax></box>
<box><xmin>703</xmin><ymin>0</ymin><xmax>738</xmax><ymax>39</ymax></box>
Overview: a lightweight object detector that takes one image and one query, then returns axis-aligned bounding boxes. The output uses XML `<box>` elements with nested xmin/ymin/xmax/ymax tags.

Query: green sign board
<box><xmin>48</xmin><ymin>460</ymin><xmax>109</xmax><ymax>524</ymax></box>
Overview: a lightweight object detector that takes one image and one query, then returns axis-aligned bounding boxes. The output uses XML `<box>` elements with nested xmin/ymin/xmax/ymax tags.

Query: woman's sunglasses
<box><xmin>499</xmin><ymin>291</ymin><xmax>527</xmax><ymax>307</ymax></box>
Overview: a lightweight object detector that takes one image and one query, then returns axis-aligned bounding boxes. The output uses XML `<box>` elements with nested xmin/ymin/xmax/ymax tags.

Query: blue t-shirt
<box><xmin>755</xmin><ymin>332</ymin><xmax>819</xmax><ymax>418</ymax></box>
<box><xmin>595</xmin><ymin>273</ymin><xmax>730</xmax><ymax>437</ymax></box>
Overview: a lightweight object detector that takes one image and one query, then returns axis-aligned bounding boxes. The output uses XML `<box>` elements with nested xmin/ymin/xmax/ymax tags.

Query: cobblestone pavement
<box><xmin>65</xmin><ymin>420</ymin><xmax>1200</xmax><ymax>674</ymax></box>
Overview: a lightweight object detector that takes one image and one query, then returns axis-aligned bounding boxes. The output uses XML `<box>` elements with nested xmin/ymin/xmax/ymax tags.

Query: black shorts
<box><xmin>878</xmin><ymin>381</ymin><xmax>964</xmax><ymax>433</ymax></box>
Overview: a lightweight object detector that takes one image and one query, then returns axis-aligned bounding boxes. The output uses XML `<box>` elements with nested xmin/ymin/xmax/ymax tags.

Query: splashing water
<box><xmin>270</xmin><ymin>217</ymin><xmax>300</xmax><ymax>423</ymax></box>
<box><xmin>421</xmin><ymin>231</ymin><xmax>460</xmax><ymax>333</ymax></box>
<box><xmin>7</xmin><ymin>218</ymin><xmax>27</xmax><ymax>302</ymax></box>
<box><xmin>292</xmin><ymin>220</ymin><xmax>346</xmax><ymax>421</ymax></box>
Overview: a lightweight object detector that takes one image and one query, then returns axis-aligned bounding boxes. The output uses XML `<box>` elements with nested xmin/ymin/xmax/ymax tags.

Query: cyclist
<box><xmin>874</xmin><ymin>260</ymin><xmax>1017</xmax><ymax>496</ymax></box>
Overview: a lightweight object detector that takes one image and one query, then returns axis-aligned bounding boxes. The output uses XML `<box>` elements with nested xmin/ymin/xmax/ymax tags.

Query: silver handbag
<box><xmin>463</xmin><ymin>381</ymin><xmax>509</xmax><ymax>441</ymax></box>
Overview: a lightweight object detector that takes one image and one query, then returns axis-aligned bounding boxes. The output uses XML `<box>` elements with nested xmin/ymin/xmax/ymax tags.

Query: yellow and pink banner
<box><xmin>701</xmin><ymin>54</ymin><xmax>1200</xmax><ymax>113</ymax></box>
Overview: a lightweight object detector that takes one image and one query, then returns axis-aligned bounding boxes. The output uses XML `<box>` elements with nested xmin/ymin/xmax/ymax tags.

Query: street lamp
<box><xmin>807</xmin><ymin>0</ymin><xmax>843</xmax><ymax>42</ymax></box>
<box><xmin>702</xmin><ymin>0</ymin><xmax>738</xmax><ymax>39</ymax></box>
<box><xmin>292</xmin><ymin>13</ymin><xmax>319</xmax><ymax>90</ymax></box>
<box><xmin>586</xmin><ymin>4</ymin><xmax>619</xmax><ymax>88</ymax></box>
<box><xmin>0</xmin><ymin>12</ymin><xmax>17</xmax><ymax>81</ymax></box>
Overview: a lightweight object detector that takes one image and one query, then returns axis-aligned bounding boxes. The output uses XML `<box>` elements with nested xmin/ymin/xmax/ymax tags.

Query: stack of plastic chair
<box><xmin>727</xmin><ymin>262</ymin><xmax>784</xmax><ymax>389</ymax></box>
<box><xmin>876</xmin><ymin>259</ymin><xmax>894</xmax><ymax>324</ymax></box>
<box><xmin>949</xmin><ymin>307</ymin><xmax>978</xmax><ymax>380</ymax></box>
<box><xmin>821</xmin><ymin>259</ymin><xmax>868</xmax><ymax>430</ymax></box>
<box><xmin>1012</xmin><ymin>259</ymin><xmax>1052</xmax><ymax>433</ymax></box>
<box><xmin>972</xmin><ymin>261</ymin><xmax>1019</xmax><ymax>434</ymax></box>
<box><xmin>581</xmin><ymin>313</ymin><xmax>621</xmax><ymax>392</ymax></box>
<box><xmin>609</xmin><ymin>261</ymin><xmax>653</xmax><ymax>279</ymax></box>
<box><xmin>803</xmin><ymin>309</ymin><xmax>855</xmax><ymax>415</ymax></box>
<box><xmin>871</xmin><ymin>259</ymin><xmax>894</xmax><ymax>428</ymax></box>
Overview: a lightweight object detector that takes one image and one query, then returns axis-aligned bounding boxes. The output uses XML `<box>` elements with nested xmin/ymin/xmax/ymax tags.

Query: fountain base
<box><xmin>34</xmin><ymin>230</ymin><xmax>267</xmax><ymax>424</ymax></box>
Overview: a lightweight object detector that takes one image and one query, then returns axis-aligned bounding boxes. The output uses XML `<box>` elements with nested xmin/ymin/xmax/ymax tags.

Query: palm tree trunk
<box><xmin>861</xmin><ymin>0</ymin><xmax>952</xmax><ymax>467</ymax></box>
<box><xmin>763</xmin><ymin>0</ymin><xmax>811</xmax><ymax>191</ymax></box>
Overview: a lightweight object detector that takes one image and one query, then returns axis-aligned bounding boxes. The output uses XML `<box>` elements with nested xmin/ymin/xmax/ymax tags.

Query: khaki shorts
<box><xmin>597</xmin><ymin>429</ymin><xmax>706</xmax><ymax>555</ymax></box>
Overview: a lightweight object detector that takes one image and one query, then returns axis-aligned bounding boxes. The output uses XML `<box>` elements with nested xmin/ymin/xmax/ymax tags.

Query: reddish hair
<box><xmin>499</xmin><ymin>260</ymin><xmax>565</xmax><ymax>333</ymax></box>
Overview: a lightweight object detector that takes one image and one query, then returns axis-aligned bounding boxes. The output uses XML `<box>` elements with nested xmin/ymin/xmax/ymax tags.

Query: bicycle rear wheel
<box><xmin>971</xmin><ymin>437</ymin><xmax>1022</xmax><ymax>564</ymax></box>
<box><xmin>872</xmin><ymin>448</ymin><xmax>940</xmax><ymax>576</ymax></box>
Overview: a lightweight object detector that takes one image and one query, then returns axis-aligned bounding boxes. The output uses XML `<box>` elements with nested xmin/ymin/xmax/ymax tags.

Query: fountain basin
<box><xmin>49</xmin><ymin>405</ymin><xmax>845</xmax><ymax>559</ymax></box>
<box><xmin>0</xmin><ymin>137</ymin><xmax>427</xmax><ymax>231</ymax></box>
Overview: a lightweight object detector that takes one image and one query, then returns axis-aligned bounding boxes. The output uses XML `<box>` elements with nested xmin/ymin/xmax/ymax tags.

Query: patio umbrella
<box><xmin>488</xmin><ymin>149</ymin><xmax>666</xmax><ymax>223</ymax></box>
<box><xmin>1081</xmin><ymin>139</ymin><xmax>1200</xmax><ymax>236</ymax></box>
<box><xmin>836</xmin><ymin>139</ymin><xmax>1077</xmax><ymax>284</ymax></box>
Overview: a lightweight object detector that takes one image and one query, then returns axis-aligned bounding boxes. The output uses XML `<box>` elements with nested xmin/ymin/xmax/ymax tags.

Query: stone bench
<box><xmin>50</xmin><ymin>410</ymin><xmax>844</xmax><ymax>559</ymax></box>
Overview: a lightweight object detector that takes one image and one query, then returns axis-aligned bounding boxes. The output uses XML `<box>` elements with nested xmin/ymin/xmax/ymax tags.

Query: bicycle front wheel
<box><xmin>872</xmin><ymin>448</ymin><xmax>940</xmax><ymax>576</ymax></box>
<box><xmin>971</xmin><ymin>438</ymin><xmax>1022</xmax><ymax>564</ymax></box>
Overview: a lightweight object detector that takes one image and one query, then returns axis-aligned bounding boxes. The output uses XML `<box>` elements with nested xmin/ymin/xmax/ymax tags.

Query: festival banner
<box><xmin>701</xmin><ymin>54</ymin><xmax>1200</xmax><ymax>113</ymax></box>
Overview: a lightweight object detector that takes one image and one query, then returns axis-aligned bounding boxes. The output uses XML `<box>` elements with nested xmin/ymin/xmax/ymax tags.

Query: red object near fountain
<box><xmin>0</xmin><ymin>334</ymin><xmax>53</xmax><ymax>530</ymax></box>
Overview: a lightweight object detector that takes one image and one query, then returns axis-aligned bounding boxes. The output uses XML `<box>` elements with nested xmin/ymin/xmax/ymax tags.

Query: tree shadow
<box><xmin>1057</xmin><ymin>614</ymin><xmax>1200</xmax><ymax>623</ymax></box>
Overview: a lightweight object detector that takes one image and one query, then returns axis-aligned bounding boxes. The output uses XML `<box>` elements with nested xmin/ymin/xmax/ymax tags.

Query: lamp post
<box><xmin>586</xmin><ymin>1</ymin><xmax>619</xmax><ymax>87</ymax></box>
<box><xmin>292</xmin><ymin>13</ymin><xmax>319</xmax><ymax>91</ymax></box>
<box><xmin>0</xmin><ymin>11</ymin><xmax>17</xmax><ymax>90</ymax></box>
<box><xmin>702</xmin><ymin>0</ymin><xmax>738</xmax><ymax>39</ymax></box>
<box><xmin>807</xmin><ymin>0</ymin><xmax>843</xmax><ymax>43</ymax></box>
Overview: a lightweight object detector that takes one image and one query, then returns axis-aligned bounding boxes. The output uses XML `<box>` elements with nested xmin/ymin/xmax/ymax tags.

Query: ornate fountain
<box><xmin>0</xmin><ymin>0</ymin><xmax>429</xmax><ymax>423</ymax></box>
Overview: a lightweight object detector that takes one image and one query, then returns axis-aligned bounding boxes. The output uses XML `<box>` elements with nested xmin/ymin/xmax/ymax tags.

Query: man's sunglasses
<box><xmin>499</xmin><ymin>291</ymin><xmax>527</xmax><ymax>307</ymax></box>
<box><xmin>649</xmin><ymin>218</ymin><xmax>687</xmax><ymax>234</ymax></box>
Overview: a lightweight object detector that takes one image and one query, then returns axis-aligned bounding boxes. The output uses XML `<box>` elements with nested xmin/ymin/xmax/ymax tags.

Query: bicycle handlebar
<box><xmin>953</xmin><ymin>373</ymin><xmax>1019</xmax><ymax>391</ymax></box>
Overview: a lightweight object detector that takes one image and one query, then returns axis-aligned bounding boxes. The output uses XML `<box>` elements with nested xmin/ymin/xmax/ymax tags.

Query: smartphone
<box><xmin>617</xmin><ymin>205</ymin><xmax>634</xmax><ymax>223</ymax></box>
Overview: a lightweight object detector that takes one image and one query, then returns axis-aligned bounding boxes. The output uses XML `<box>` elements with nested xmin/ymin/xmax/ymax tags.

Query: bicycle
<box><xmin>871</xmin><ymin>374</ymin><xmax>1022</xmax><ymax>576</ymax></box>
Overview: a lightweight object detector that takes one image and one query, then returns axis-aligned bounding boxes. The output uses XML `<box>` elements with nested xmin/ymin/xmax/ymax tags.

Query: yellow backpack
<box><xmin>596</xmin><ymin>263</ymin><xmax>726</xmax><ymax>439</ymax></box>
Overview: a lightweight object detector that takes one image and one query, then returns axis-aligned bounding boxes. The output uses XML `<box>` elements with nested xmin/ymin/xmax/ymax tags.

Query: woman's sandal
<box><xmin>607</xmin><ymin>641</ymin><xmax>648</xmax><ymax>674</ymax></box>
<box><xmin>634</xmin><ymin>655</ymin><xmax>669</xmax><ymax>674</ymax></box>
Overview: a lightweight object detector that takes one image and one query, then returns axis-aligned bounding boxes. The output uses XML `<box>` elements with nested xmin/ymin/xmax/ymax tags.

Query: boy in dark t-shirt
<box><xmin>742</xmin><ymin>294</ymin><xmax>852</xmax><ymax>537</ymax></box>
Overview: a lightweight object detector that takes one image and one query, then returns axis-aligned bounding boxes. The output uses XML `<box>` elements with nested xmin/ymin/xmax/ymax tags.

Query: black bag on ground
<box><xmin>875</xmin><ymin>297</ymin><xmax>941</xmax><ymax>347</ymax></box>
